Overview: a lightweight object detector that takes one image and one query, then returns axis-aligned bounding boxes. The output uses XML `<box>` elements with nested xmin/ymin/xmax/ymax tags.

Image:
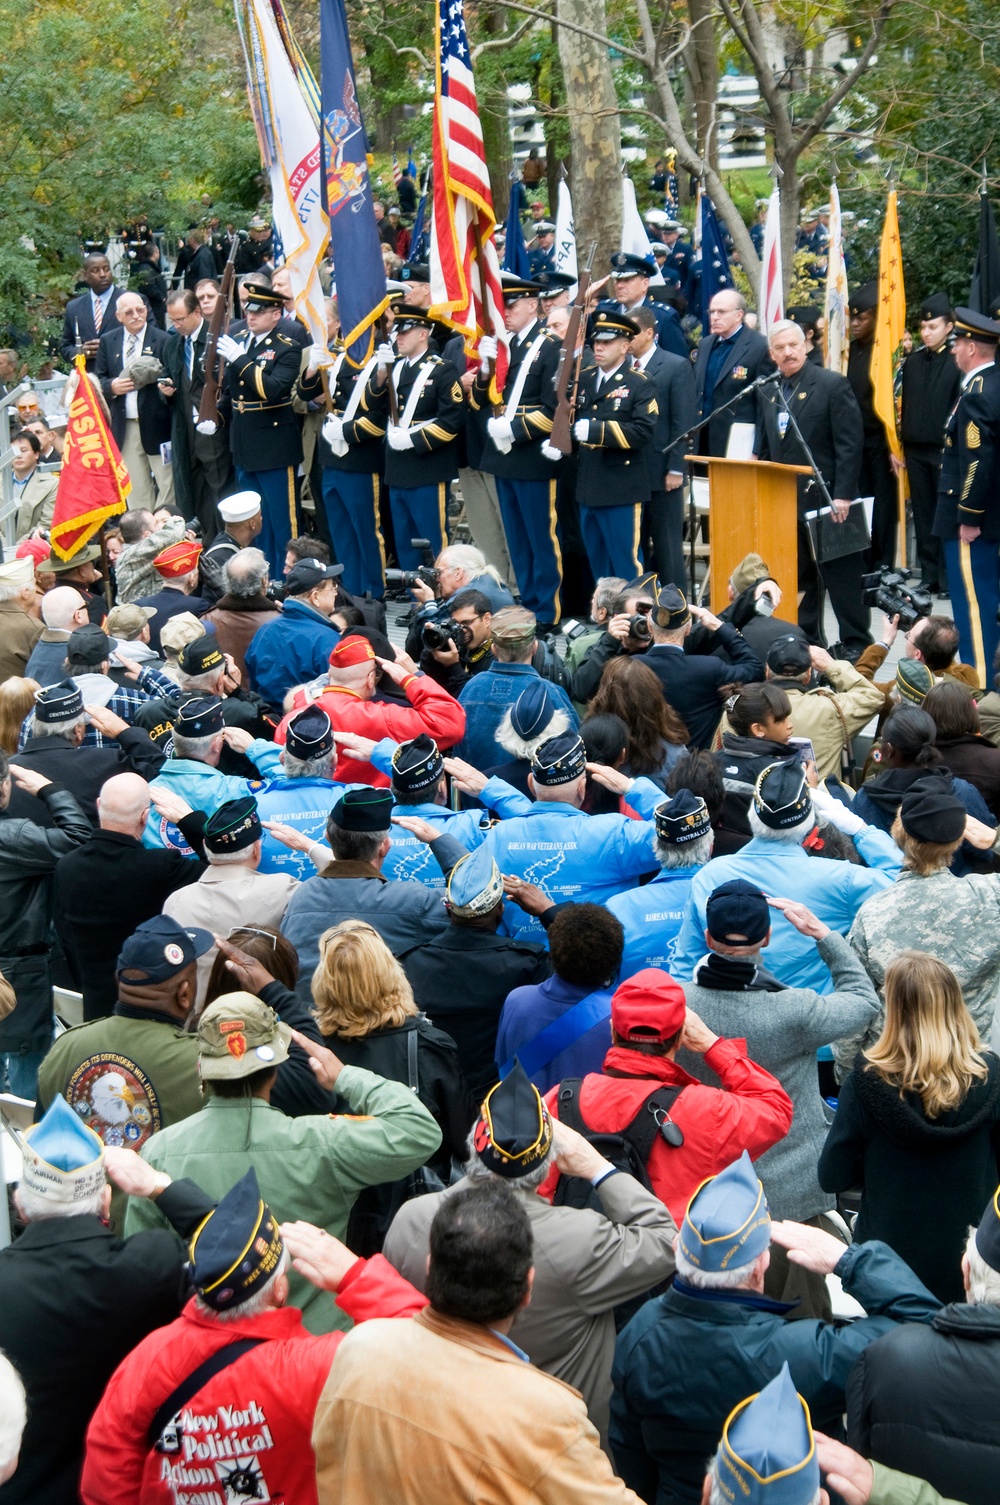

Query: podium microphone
<box><xmin>741</xmin><ymin>369</ymin><xmax>783</xmax><ymax>393</ymax></box>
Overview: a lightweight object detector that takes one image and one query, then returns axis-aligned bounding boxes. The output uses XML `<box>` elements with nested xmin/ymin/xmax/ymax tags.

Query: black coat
<box><xmin>5</xmin><ymin>729</ymin><xmax>165</xmax><ymax>828</ymax></box>
<box><xmin>365</xmin><ymin>354</ymin><xmax>465</xmax><ymax>487</ymax></box>
<box><xmin>61</xmin><ymin>286</ymin><xmax>125</xmax><ymax>366</ymax></box>
<box><xmin>640</xmin><ymin>344</ymin><xmax>698</xmax><ymax>487</ymax></box>
<box><xmin>900</xmin><ymin>342</ymin><xmax>962</xmax><ymax>451</ymax></box>
<box><xmin>643</xmin><ymin>626</ymin><xmax>763</xmax><ymax>749</ymax></box>
<box><xmin>693</xmin><ymin>324</ymin><xmax>772</xmax><ymax>456</ymax></box>
<box><xmin>755</xmin><ymin>360</ymin><xmax>864</xmax><ymax>507</ymax></box>
<box><xmin>299</xmin><ymin>361</ymin><xmax>385</xmax><ymax>476</ymax></box>
<box><xmin>134</xmin><ymin>584</ymin><xmax>212</xmax><ymax>653</ymax></box>
<box><xmin>396</xmin><ymin>927</ymin><xmax>550</xmax><ymax>1097</ymax></box>
<box><xmin>475</xmin><ymin>320</ymin><xmax>562</xmax><ymax>483</ymax></box>
<box><xmin>0</xmin><ymin>1177</ymin><xmax>212</xmax><ymax>1505</ymax></box>
<box><xmin>94</xmin><ymin>321</ymin><xmax>173</xmax><ymax>454</ymax></box>
<box><xmin>217</xmin><ymin>330</ymin><xmax>304</xmax><ymax>472</ymax></box>
<box><xmin>848</xmin><ymin>1301</ymin><xmax>1000</xmax><ymax>1505</ymax></box>
<box><xmin>54</xmin><ymin>821</ymin><xmax>206</xmax><ymax>1020</ymax></box>
<box><xmin>819</xmin><ymin>1052</ymin><xmax>1000</xmax><ymax>1303</ymax></box>
<box><xmin>933</xmin><ymin>363</ymin><xmax>1000</xmax><ymax>542</ymax></box>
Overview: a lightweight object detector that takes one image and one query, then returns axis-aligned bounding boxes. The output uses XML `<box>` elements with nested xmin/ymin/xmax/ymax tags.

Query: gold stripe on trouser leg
<box><xmin>958</xmin><ymin>539</ymin><xmax>986</xmax><ymax>686</ymax></box>
<box><xmin>287</xmin><ymin>466</ymin><xmax>298</xmax><ymax>540</ymax></box>
<box><xmin>438</xmin><ymin>482</ymin><xmax>448</xmax><ymax>547</ymax></box>
<box><xmin>547</xmin><ymin>479</ymin><xmax>563</xmax><ymax>623</ymax></box>
<box><xmin>631</xmin><ymin>504</ymin><xmax>642</xmax><ymax>577</ymax></box>
<box><xmin>372</xmin><ymin>475</ymin><xmax>387</xmax><ymax>580</ymax></box>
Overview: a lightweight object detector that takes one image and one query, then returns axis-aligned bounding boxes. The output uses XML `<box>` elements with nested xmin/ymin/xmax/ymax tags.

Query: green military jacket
<box><xmin>124</xmin><ymin>1066</ymin><xmax>442</xmax><ymax>1333</ymax></box>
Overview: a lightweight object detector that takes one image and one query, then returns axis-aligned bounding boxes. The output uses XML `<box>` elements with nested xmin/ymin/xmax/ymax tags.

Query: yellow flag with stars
<box><xmin>870</xmin><ymin>189</ymin><xmax>906</xmax><ymax>462</ymax></box>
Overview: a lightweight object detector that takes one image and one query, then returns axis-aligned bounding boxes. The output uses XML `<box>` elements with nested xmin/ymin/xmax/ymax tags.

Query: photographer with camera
<box><xmin>410</xmin><ymin>588</ymin><xmax>495</xmax><ymax>697</ymax></box>
<box><xmin>762</xmin><ymin>635</ymin><xmax>884</xmax><ymax>782</ymax></box>
<box><xmin>855</xmin><ymin>610</ymin><xmax>980</xmax><ymax>720</ymax></box>
<box><xmin>402</xmin><ymin>542</ymin><xmax>513</xmax><ymax>659</ymax></box>
<box><xmin>566</xmin><ymin>576</ymin><xmax>659</xmax><ymax>707</ymax></box>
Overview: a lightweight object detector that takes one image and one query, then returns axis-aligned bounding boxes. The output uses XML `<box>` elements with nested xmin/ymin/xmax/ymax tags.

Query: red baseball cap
<box><xmin>329</xmin><ymin>636</ymin><xmax>376</xmax><ymax>669</ymax></box>
<box><xmin>611</xmin><ymin>969</ymin><xmax>686</xmax><ymax>1043</ymax></box>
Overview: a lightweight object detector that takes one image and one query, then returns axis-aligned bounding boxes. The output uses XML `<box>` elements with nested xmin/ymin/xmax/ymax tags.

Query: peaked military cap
<box><xmin>610</xmin><ymin>251</ymin><xmax>656</xmax><ymax>278</ymax></box>
<box><xmin>953</xmin><ymin>306</ymin><xmax>1000</xmax><ymax>344</ymax></box>
<box><xmin>592</xmin><ymin>308</ymin><xmax>640</xmax><ymax>341</ymax></box>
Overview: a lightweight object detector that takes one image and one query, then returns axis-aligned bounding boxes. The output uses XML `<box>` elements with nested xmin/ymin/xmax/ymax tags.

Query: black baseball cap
<box><xmin>766</xmin><ymin>635</ymin><xmax>811</xmax><ymax>676</ymax></box>
<box><xmin>67</xmin><ymin>624</ymin><xmax>112</xmax><ymax>666</ymax></box>
<box><xmin>179</xmin><ymin>633</ymin><xmax>226</xmax><ymax>677</ymax></box>
<box><xmin>285</xmin><ymin>558</ymin><xmax>344</xmax><ymax>596</ymax></box>
<box><xmin>116</xmin><ymin>915</ymin><xmax>214</xmax><ymax>984</ymax></box>
<box><xmin>705</xmin><ymin>879</ymin><xmax>770</xmax><ymax>945</ymax></box>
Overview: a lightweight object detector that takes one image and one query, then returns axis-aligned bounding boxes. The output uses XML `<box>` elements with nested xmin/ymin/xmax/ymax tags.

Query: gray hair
<box><xmin>327</xmin><ymin>825</ymin><xmax>386</xmax><ymax>864</ymax></box>
<box><xmin>16</xmin><ymin>1181</ymin><xmax>104</xmax><ymax>1223</ymax></box>
<box><xmin>281</xmin><ymin>748</ymin><xmax>335</xmax><ymax>780</ymax></box>
<box><xmin>463</xmin><ymin>1126</ymin><xmax>554</xmax><ymax>1189</ymax></box>
<box><xmin>31</xmin><ymin>711</ymin><xmax>87</xmax><ymax>740</ymax></box>
<box><xmin>495</xmin><ymin>705</ymin><xmax>571</xmax><ymax>761</ymax></box>
<box><xmin>194</xmin><ymin>1248</ymin><xmax>289</xmax><ymax>1323</ymax></box>
<box><xmin>747</xmin><ymin>803</ymin><xmax>814</xmax><ymax>845</ymax></box>
<box><xmin>594</xmin><ymin>576</ymin><xmax>628</xmax><ymax>618</ymax></box>
<box><xmin>964</xmin><ymin>1228</ymin><xmax>1000</xmax><ymax>1306</ymax></box>
<box><xmin>655</xmin><ymin>832</ymin><xmax>714</xmax><ymax>869</ymax></box>
<box><xmin>0</xmin><ymin>582</ymin><xmax>31</xmax><ymax>604</ymax></box>
<box><xmin>172</xmin><ymin>731</ymin><xmax>220</xmax><ymax>762</ymax></box>
<box><xmin>0</xmin><ymin>1350</ymin><xmax>26</xmax><ymax>1478</ymax></box>
<box><xmin>224</xmin><ymin>547</ymin><xmax>269</xmax><ymax>601</ymax></box>
<box><xmin>768</xmin><ymin>318</ymin><xmax>806</xmax><ymax>346</ymax></box>
<box><xmin>207</xmin><ymin>843</ymin><xmax>258</xmax><ymax>867</ymax></box>
<box><xmin>439</xmin><ymin>542</ymin><xmax>503</xmax><ymax>589</ymax></box>
<box><xmin>674</xmin><ymin>1243</ymin><xmax>759</xmax><ymax>1290</ymax></box>
<box><xmin>177</xmin><ymin>667</ymin><xmax>225</xmax><ymax>695</ymax></box>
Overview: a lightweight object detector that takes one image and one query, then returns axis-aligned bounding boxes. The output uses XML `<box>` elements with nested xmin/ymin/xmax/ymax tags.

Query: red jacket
<box><xmin>275</xmin><ymin>675</ymin><xmax>466</xmax><ymax>785</ymax></box>
<box><xmin>540</xmin><ymin>1039</ymin><xmax>792</xmax><ymax>1225</ymax></box>
<box><xmin>81</xmin><ymin>1254</ymin><xmax>425</xmax><ymax>1505</ymax></box>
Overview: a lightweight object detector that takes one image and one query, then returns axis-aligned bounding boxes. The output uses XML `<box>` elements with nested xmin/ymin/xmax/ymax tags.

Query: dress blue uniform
<box><xmin>932</xmin><ymin>309</ymin><xmax>1000</xmax><ymax>686</ymax></box>
<box><xmin>574</xmin><ymin>312</ymin><xmax>658</xmax><ymax>581</ymax></box>
<box><xmin>473</xmin><ymin>297</ymin><xmax>563</xmax><ymax>625</ymax></box>
<box><xmin>364</xmin><ymin>311</ymin><xmax>465</xmax><ymax>569</ymax></box>
<box><xmin>217</xmin><ymin>287</ymin><xmax>304</xmax><ymax>579</ymax></box>
<box><xmin>298</xmin><ymin>355</ymin><xmax>387</xmax><ymax>598</ymax></box>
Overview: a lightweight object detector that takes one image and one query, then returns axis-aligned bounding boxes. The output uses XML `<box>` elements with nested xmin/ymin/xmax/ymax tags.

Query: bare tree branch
<box><xmin>381</xmin><ymin>35</ymin><xmax>430</xmax><ymax>69</ymax></box>
<box><xmin>794</xmin><ymin>0</ymin><xmax>896</xmax><ymax>153</ymax></box>
<box><xmin>472</xmin><ymin>15</ymin><xmax>535</xmax><ymax>57</ymax></box>
<box><xmin>473</xmin><ymin>0</ymin><xmax>648</xmax><ymax>63</ymax></box>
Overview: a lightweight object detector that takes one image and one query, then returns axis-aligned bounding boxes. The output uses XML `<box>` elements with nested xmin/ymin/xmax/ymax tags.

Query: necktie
<box><xmin>125</xmin><ymin>333</ymin><xmax>138</xmax><ymax>369</ymax></box>
<box><xmin>93</xmin><ymin>296</ymin><xmax>104</xmax><ymax>335</ymax></box>
<box><xmin>185</xmin><ymin>335</ymin><xmax>194</xmax><ymax>378</ymax></box>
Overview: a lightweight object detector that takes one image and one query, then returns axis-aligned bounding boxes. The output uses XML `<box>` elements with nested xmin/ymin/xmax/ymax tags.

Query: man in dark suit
<box><xmin>61</xmin><ymin>253</ymin><xmax>125</xmax><ymax>370</ymax></box>
<box><xmin>95</xmin><ymin>292</ymin><xmax>173</xmax><ymax>512</ymax></box>
<box><xmin>755</xmin><ymin>319</ymin><xmax>871</xmax><ymax>657</ymax></box>
<box><xmin>629</xmin><ymin>306</ymin><xmax>697</xmax><ymax>589</ymax></box>
<box><xmin>643</xmin><ymin>584</ymin><xmax>763</xmax><ymax>748</ymax></box>
<box><xmin>693</xmin><ymin>290</ymin><xmax>773</xmax><ymax>456</ymax></box>
<box><xmin>161</xmin><ymin>288</ymin><xmax>236</xmax><ymax>536</ymax></box>
<box><xmin>847</xmin><ymin>282</ymin><xmax>897</xmax><ymax>568</ymax></box>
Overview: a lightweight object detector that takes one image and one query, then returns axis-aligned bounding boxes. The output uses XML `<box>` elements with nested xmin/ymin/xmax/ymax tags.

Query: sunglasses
<box><xmin>227</xmin><ymin>927</ymin><xmax>278</xmax><ymax>951</ymax></box>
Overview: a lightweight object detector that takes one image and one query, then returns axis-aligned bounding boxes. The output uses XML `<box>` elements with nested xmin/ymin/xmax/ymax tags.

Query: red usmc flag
<box><xmin>49</xmin><ymin>357</ymin><xmax>130</xmax><ymax>560</ymax></box>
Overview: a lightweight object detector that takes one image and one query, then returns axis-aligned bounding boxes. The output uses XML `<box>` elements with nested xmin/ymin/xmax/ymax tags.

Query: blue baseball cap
<box><xmin>679</xmin><ymin>1151</ymin><xmax>771</xmax><ymax>1273</ymax></box>
<box><xmin>717</xmin><ymin>1364</ymin><xmax>819</xmax><ymax>1505</ymax></box>
<box><xmin>116</xmin><ymin>914</ymin><xmax>215</xmax><ymax>985</ymax></box>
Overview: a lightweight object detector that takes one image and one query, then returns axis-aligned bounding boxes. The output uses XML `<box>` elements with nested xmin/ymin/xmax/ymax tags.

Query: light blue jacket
<box><xmin>255</xmin><ymin>776</ymin><xmax>354</xmax><ymax>880</ymax></box>
<box><xmin>671</xmin><ymin>825</ymin><xmax>902</xmax><ymax>993</ymax></box>
<box><xmin>481</xmin><ymin>798</ymin><xmax>660</xmax><ymax>943</ymax></box>
<box><xmin>142</xmin><ymin>739</ymin><xmax>285</xmax><ymax>854</ymax></box>
<box><xmin>607</xmin><ymin>866</ymin><xmax>705</xmax><ymax>980</ymax></box>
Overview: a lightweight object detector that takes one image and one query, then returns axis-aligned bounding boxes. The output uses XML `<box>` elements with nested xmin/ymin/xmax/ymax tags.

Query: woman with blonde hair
<box><xmin>587</xmin><ymin>656</ymin><xmax>689</xmax><ymax>789</ymax></box>
<box><xmin>819</xmin><ymin>949</ymin><xmax>1000</xmax><ymax>1302</ymax></box>
<box><xmin>313</xmin><ymin>920</ymin><xmax>476</xmax><ymax>1252</ymax></box>
<box><xmin>0</xmin><ymin>677</ymin><xmax>39</xmax><ymax>754</ymax></box>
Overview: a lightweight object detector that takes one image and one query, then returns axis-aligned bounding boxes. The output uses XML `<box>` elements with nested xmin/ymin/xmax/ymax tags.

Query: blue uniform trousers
<box><xmin>495</xmin><ymin>477</ymin><xmax>562</xmax><ymax>625</ymax></box>
<box><xmin>580</xmin><ymin>502</ymin><xmax>642</xmax><ymax>581</ymax></box>
<box><xmin>388</xmin><ymin>482</ymin><xmax>449</xmax><ymax>568</ymax></box>
<box><xmin>236</xmin><ymin>464</ymin><xmax>302</xmax><ymax>578</ymax></box>
<box><xmin>944</xmin><ymin>535</ymin><xmax>1000</xmax><ymax>688</ymax></box>
<box><xmin>320</xmin><ymin>470</ymin><xmax>386</xmax><ymax>598</ymax></box>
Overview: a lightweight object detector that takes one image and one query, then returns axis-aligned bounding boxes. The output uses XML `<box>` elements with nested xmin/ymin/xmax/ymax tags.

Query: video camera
<box><xmin>385</xmin><ymin>536</ymin><xmax>440</xmax><ymax>593</ymax></box>
<box><xmin>860</xmin><ymin>568</ymin><xmax>932</xmax><ymax>631</ymax></box>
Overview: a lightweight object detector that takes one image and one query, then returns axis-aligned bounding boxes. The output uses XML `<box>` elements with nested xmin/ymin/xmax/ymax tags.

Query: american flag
<box><xmin>759</xmin><ymin>184</ymin><xmax>784</xmax><ymax>334</ymax></box>
<box><xmin>391</xmin><ymin>150</ymin><xmax>401</xmax><ymax>188</ymax></box>
<box><xmin>429</xmin><ymin>0</ymin><xmax>507</xmax><ymax>391</ymax></box>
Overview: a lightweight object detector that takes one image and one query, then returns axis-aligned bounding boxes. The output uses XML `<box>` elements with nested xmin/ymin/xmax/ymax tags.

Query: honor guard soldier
<box><xmin>933</xmin><ymin>307</ymin><xmax>1000</xmax><ymax>686</ymax></box>
<box><xmin>473</xmin><ymin>278</ymin><xmax>563</xmax><ymax>629</ymax></box>
<box><xmin>597</xmin><ymin>251</ymin><xmax>688</xmax><ymax>358</ymax></box>
<box><xmin>298</xmin><ymin>344</ymin><xmax>387</xmax><ymax>599</ymax></box>
<box><xmin>572</xmin><ymin>309</ymin><xmax>658</xmax><ymax>581</ymax></box>
<box><xmin>365</xmin><ymin>306</ymin><xmax>465</xmax><ymax>569</ymax></box>
<box><xmin>205</xmin><ymin>279</ymin><xmax>304</xmax><ymax>579</ymax></box>
<box><xmin>535</xmin><ymin>269</ymin><xmax>576</xmax><ymax>316</ymax></box>
<box><xmin>900</xmin><ymin>292</ymin><xmax>962</xmax><ymax>595</ymax></box>
<box><xmin>528</xmin><ymin>220</ymin><xmax>557</xmax><ymax>277</ymax></box>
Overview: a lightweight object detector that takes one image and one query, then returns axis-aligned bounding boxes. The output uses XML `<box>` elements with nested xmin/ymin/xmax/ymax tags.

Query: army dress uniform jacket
<box><xmin>574</xmin><ymin>364</ymin><xmax>658</xmax><ymax>509</ymax></box>
<box><xmin>365</xmin><ymin>354</ymin><xmax>465</xmax><ymax>487</ymax></box>
<box><xmin>472</xmin><ymin>320</ymin><xmax>562</xmax><ymax>481</ymax></box>
<box><xmin>217</xmin><ymin>330</ymin><xmax>303</xmax><ymax>471</ymax></box>
<box><xmin>933</xmin><ymin>363</ymin><xmax>1000</xmax><ymax>542</ymax></box>
<box><xmin>299</xmin><ymin>358</ymin><xmax>385</xmax><ymax>475</ymax></box>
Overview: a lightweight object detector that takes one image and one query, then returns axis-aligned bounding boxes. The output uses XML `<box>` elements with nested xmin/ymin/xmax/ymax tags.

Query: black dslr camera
<box><xmin>861</xmin><ymin>568</ymin><xmax>932</xmax><ymax>631</ymax></box>
<box><xmin>385</xmin><ymin>537</ymin><xmax>441</xmax><ymax>592</ymax></box>
<box><xmin>627</xmin><ymin>613</ymin><xmax>651</xmax><ymax>643</ymax></box>
<box><xmin>422</xmin><ymin>618</ymin><xmax>471</xmax><ymax>654</ymax></box>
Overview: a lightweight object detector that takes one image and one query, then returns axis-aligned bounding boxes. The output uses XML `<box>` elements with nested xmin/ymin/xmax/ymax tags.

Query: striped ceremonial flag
<box><xmin>428</xmin><ymin>0</ymin><xmax>507</xmax><ymax>392</ymax></box>
<box><xmin>392</xmin><ymin>150</ymin><xmax>402</xmax><ymax>188</ymax></box>
<box><xmin>824</xmin><ymin>180</ymin><xmax>849</xmax><ymax>374</ymax></box>
<box><xmin>759</xmin><ymin>185</ymin><xmax>783</xmax><ymax>334</ymax></box>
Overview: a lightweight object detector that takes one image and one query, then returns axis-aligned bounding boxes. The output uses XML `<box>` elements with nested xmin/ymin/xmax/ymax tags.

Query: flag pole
<box><xmin>472</xmin><ymin>217</ymin><xmax>502</xmax><ymax>416</ymax></box>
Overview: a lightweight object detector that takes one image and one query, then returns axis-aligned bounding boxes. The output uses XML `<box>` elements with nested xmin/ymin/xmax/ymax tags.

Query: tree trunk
<box><xmin>556</xmin><ymin>0</ymin><xmax>622</xmax><ymax>267</ymax></box>
<box><xmin>477</xmin><ymin>1</ymin><xmax>513</xmax><ymax>222</ymax></box>
<box><xmin>685</xmin><ymin>0</ymin><xmax>719</xmax><ymax>169</ymax></box>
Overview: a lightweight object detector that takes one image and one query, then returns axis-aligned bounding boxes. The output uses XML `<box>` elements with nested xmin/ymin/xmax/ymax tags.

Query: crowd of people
<box><xmin>0</xmin><ymin>193</ymin><xmax>998</xmax><ymax>1505</ymax></box>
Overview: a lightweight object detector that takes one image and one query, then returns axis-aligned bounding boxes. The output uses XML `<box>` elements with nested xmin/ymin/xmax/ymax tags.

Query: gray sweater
<box><xmin>678</xmin><ymin>932</ymin><xmax>880</xmax><ymax>1220</ymax></box>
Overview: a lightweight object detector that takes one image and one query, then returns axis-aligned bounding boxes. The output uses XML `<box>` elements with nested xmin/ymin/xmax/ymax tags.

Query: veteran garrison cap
<box><xmin>510</xmin><ymin>679</ymin><xmax>557</xmax><ymax>741</ymax></box>
<box><xmin>975</xmin><ymin>1184</ymin><xmax>1000</xmax><ymax>1273</ymax></box>
<box><xmin>895</xmin><ymin>658</ymin><xmax>933</xmax><ymax>705</ymax></box>
<box><xmin>650</xmin><ymin>584</ymin><xmax>690</xmax><ymax>631</ymax></box>
<box><xmin>717</xmin><ymin>1364</ymin><xmax>819</xmax><ymax>1505</ymax></box>
<box><xmin>35</xmin><ymin>679</ymin><xmax>84</xmax><ymax>724</ymax></box>
<box><xmin>654</xmin><ymin>789</ymin><xmax>711</xmax><ymax>846</ymax></box>
<box><xmin>753</xmin><ymin>763</ymin><xmax>811</xmax><ymax>831</ymax></box>
<box><xmin>952</xmin><ymin>306</ymin><xmax>1000</xmax><ymax>344</ymax></box>
<box><xmin>592</xmin><ymin>308</ymin><xmax>640</xmax><ymax>341</ymax></box>
<box><xmin>203</xmin><ymin>796</ymin><xmax>262</xmax><ymax>854</ymax></box>
<box><xmin>391</xmin><ymin>733</ymin><xmax>444</xmax><ymax>793</ymax></box>
<box><xmin>187</xmin><ymin>1167</ymin><xmax>284</xmax><ymax>1309</ymax></box>
<box><xmin>530</xmin><ymin>732</ymin><xmax>587</xmax><ymax>785</ymax></box>
<box><xmin>284</xmin><ymin>704</ymin><xmax>334</xmax><ymax>761</ymax></box>
<box><xmin>446</xmin><ymin>845</ymin><xmax>505</xmax><ymax>918</ymax></box>
<box><xmin>20</xmin><ymin>1094</ymin><xmax>105</xmax><ymax>1207</ymax></box>
<box><xmin>197</xmin><ymin>992</ymin><xmax>291</xmax><ymax>1080</ymax></box>
<box><xmin>473</xmin><ymin>1060</ymin><xmax>554</xmax><ymax>1177</ymax></box>
<box><xmin>679</xmin><ymin>1150</ymin><xmax>771</xmax><ymax>1272</ymax></box>
<box><xmin>330</xmin><ymin>787</ymin><xmax>394</xmax><ymax>832</ymax></box>
<box><xmin>174</xmin><ymin>695</ymin><xmax>225</xmax><ymax>739</ymax></box>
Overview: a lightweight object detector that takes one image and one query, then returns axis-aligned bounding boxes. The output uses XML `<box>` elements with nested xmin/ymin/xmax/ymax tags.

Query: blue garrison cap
<box><xmin>511</xmin><ymin>680</ymin><xmax>556</xmax><ymax>741</ymax></box>
<box><xmin>188</xmin><ymin>1167</ymin><xmax>284</xmax><ymax>1310</ymax></box>
<box><xmin>21</xmin><ymin>1095</ymin><xmax>105</xmax><ymax>1205</ymax></box>
<box><xmin>679</xmin><ymin>1150</ymin><xmax>771</xmax><ymax>1273</ymax></box>
<box><xmin>717</xmin><ymin>1364</ymin><xmax>819</xmax><ymax>1505</ymax></box>
<box><xmin>446</xmin><ymin>844</ymin><xmax>504</xmax><ymax>918</ymax></box>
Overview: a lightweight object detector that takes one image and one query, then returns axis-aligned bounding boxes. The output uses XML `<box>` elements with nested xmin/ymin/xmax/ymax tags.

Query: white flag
<box><xmin>621</xmin><ymin>175</ymin><xmax>664</xmax><ymax>285</ymax></box>
<box><xmin>824</xmin><ymin>181</ymin><xmax>849</xmax><ymax>374</ymax></box>
<box><xmin>759</xmin><ymin>186</ymin><xmax>783</xmax><ymax>334</ymax></box>
<box><xmin>554</xmin><ymin>177</ymin><xmax>577</xmax><ymax>297</ymax></box>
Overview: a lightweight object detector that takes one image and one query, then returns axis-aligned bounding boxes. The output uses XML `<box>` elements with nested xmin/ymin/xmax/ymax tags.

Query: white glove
<box><xmin>376</xmin><ymin>341</ymin><xmax>396</xmax><ymax>368</ymax></box>
<box><xmin>309</xmin><ymin>342</ymin><xmax>331</xmax><ymax>369</ymax></box>
<box><xmin>196</xmin><ymin>419</ymin><xmax>217</xmax><ymax>435</ymax></box>
<box><xmin>487</xmin><ymin>415</ymin><xmax>514</xmax><ymax>453</ymax></box>
<box><xmin>323</xmin><ymin>415</ymin><xmax>348</xmax><ymax>457</ymax></box>
<box><xmin>573</xmin><ymin>418</ymin><xmax>591</xmax><ymax>443</ymax></box>
<box><xmin>814</xmin><ymin>792</ymin><xmax>865</xmax><ymax>838</ymax></box>
<box><xmin>216</xmin><ymin>334</ymin><xmax>244</xmax><ymax>363</ymax></box>
<box><xmin>540</xmin><ymin>441</ymin><xmax>563</xmax><ymax>463</ymax></box>
<box><xmin>387</xmin><ymin>424</ymin><xmax>414</xmax><ymax>452</ymax></box>
<box><xmin>478</xmin><ymin>335</ymin><xmax>499</xmax><ymax>366</ymax></box>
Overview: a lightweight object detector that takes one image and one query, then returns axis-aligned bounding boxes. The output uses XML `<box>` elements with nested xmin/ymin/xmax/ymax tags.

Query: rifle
<box><xmin>549</xmin><ymin>242</ymin><xmax>596</xmax><ymax>455</ymax></box>
<box><xmin>198</xmin><ymin>232</ymin><xmax>242</xmax><ymax>425</ymax></box>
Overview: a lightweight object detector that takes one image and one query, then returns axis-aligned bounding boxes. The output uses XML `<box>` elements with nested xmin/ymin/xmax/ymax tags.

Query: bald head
<box><xmin>97</xmin><ymin>773</ymin><xmax>152</xmax><ymax>837</ymax></box>
<box><xmin>41</xmin><ymin>586</ymin><xmax>88</xmax><ymax>631</ymax></box>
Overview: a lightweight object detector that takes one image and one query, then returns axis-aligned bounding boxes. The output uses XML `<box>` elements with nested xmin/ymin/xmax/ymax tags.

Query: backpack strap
<box><xmin>620</xmin><ymin>1084</ymin><xmax>685</xmax><ymax>1164</ymax></box>
<box><xmin>147</xmin><ymin>1337</ymin><xmax>265</xmax><ymax>1451</ymax></box>
<box><xmin>556</xmin><ymin>1079</ymin><xmax>586</xmax><ymax>1135</ymax></box>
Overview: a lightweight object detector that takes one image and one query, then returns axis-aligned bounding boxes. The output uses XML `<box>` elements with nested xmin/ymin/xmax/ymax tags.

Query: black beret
<box><xmin>753</xmin><ymin>762</ymin><xmax>812</xmax><ymax>830</ymax></box>
<box><xmin>330</xmin><ymin>787</ymin><xmax>394</xmax><ymax>832</ymax></box>
<box><xmin>899</xmin><ymin>779</ymin><xmax>966</xmax><ymax>844</ymax></box>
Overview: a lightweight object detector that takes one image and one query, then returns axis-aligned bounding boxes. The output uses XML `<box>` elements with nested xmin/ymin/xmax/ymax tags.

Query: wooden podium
<box><xmin>686</xmin><ymin>455</ymin><xmax>811</xmax><ymax>615</ymax></box>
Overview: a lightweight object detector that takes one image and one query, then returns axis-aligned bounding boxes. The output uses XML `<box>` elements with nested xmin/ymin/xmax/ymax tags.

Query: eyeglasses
<box><xmin>227</xmin><ymin>927</ymin><xmax>278</xmax><ymax>950</ymax></box>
